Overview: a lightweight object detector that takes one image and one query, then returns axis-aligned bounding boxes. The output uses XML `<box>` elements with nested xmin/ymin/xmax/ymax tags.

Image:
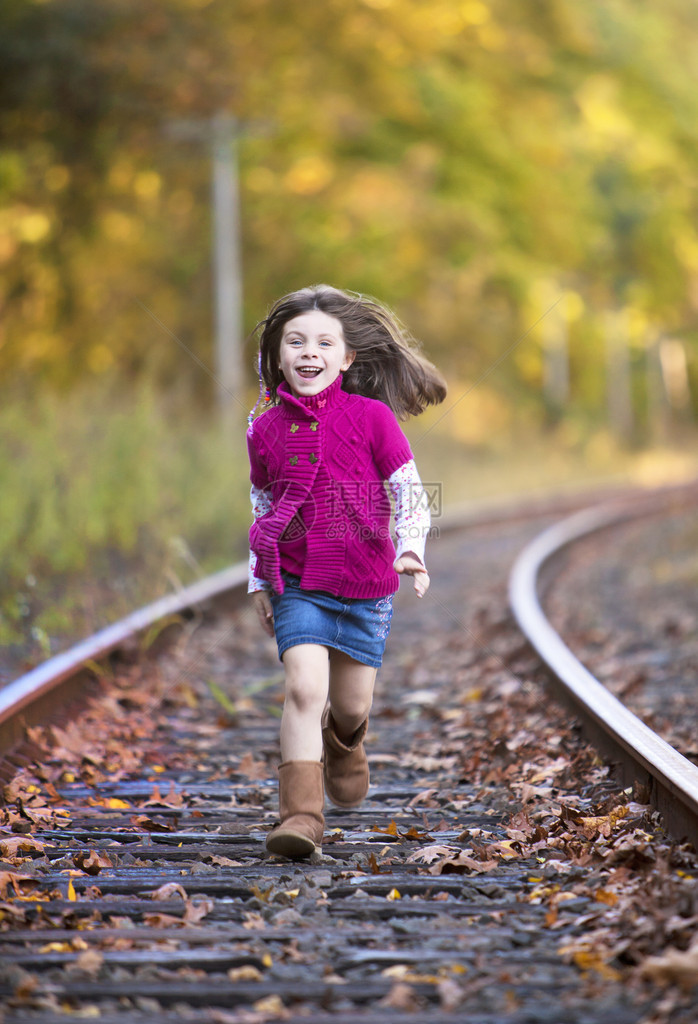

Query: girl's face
<box><xmin>279</xmin><ymin>310</ymin><xmax>355</xmax><ymax>397</ymax></box>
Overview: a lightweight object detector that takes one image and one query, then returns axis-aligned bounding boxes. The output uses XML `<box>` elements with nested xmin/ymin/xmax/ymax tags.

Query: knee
<box><xmin>330</xmin><ymin>693</ymin><xmax>371</xmax><ymax>725</ymax></box>
<box><xmin>284</xmin><ymin>676</ymin><xmax>326</xmax><ymax>717</ymax></box>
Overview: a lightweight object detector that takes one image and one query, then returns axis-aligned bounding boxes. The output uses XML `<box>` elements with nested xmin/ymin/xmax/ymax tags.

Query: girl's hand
<box><xmin>394</xmin><ymin>552</ymin><xmax>430</xmax><ymax>598</ymax></box>
<box><xmin>251</xmin><ymin>590</ymin><xmax>275</xmax><ymax>636</ymax></box>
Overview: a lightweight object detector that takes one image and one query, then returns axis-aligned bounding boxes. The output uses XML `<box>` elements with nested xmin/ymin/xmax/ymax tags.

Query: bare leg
<box><xmin>328</xmin><ymin>649</ymin><xmax>377</xmax><ymax>741</ymax></box>
<box><xmin>279</xmin><ymin>644</ymin><xmax>330</xmax><ymax>761</ymax></box>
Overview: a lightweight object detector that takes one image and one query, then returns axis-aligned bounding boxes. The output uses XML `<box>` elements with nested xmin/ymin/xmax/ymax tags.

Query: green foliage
<box><xmin>0</xmin><ymin>379</ymin><xmax>250</xmax><ymax>668</ymax></box>
<box><xmin>0</xmin><ymin>0</ymin><xmax>697</xmax><ymax>397</ymax></box>
<box><xmin>2</xmin><ymin>0</ymin><xmax>698</xmax><ymax>672</ymax></box>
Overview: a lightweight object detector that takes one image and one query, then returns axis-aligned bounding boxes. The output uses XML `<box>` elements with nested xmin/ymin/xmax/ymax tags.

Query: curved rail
<box><xmin>509</xmin><ymin>500</ymin><xmax>698</xmax><ymax>847</ymax></box>
<box><xmin>0</xmin><ymin>563</ymin><xmax>248</xmax><ymax>754</ymax></box>
<box><xmin>1</xmin><ymin>486</ymin><xmax>621</xmax><ymax>758</ymax></box>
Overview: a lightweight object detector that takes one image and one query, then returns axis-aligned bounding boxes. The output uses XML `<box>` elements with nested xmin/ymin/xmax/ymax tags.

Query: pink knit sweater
<box><xmin>247</xmin><ymin>375</ymin><xmax>413</xmax><ymax>598</ymax></box>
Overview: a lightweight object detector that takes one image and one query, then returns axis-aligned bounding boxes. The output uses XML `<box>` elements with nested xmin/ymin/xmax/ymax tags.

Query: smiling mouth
<box><xmin>295</xmin><ymin>366</ymin><xmax>323</xmax><ymax>380</ymax></box>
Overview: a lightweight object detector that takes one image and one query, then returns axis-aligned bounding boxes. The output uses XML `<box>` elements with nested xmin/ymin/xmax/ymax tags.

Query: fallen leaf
<box><xmin>641</xmin><ymin>942</ymin><xmax>698</xmax><ymax>991</ymax></box>
<box><xmin>237</xmin><ymin>752</ymin><xmax>269</xmax><ymax>781</ymax></box>
<box><xmin>71</xmin><ymin>949</ymin><xmax>104</xmax><ymax>977</ymax></box>
<box><xmin>73</xmin><ymin>850</ymin><xmax>113</xmax><ymax>875</ymax></box>
<box><xmin>227</xmin><ymin>965</ymin><xmax>263</xmax><ymax>982</ymax></box>
<box><xmin>152</xmin><ymin>882</ymin><xmax>187</xmax><ymax>901</ymax></box>
<box><xmin>184</xmin><ymin>898</ymin><xmax>214</xmax><ymax>924</ymax></box>
<box><xmin>0</xmin><ymin>835</ymin><xmax>45</xmax><ymax>858</ymax></box>
<box><xmin>379</xmin><ymin>982</ymin><xmax>419</xmax><ymax>1010</ymax></box>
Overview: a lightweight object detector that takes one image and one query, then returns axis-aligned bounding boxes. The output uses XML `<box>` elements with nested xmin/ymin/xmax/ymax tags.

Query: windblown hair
<box><xmin>254</xmin><ymin>284</ymin><xmax>447</xmax><ymax>420</ymax></box>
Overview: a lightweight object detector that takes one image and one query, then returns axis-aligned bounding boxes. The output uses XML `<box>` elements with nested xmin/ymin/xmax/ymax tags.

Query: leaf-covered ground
<box><xmin>0</xmin><ymin>512</ymin><xmax>697</xmax><ymax>1022</ymax></box>
<box><xmin>545</xmin><ymin>500</ymin><xmax>698</xmax><ymax>760</ymax></box>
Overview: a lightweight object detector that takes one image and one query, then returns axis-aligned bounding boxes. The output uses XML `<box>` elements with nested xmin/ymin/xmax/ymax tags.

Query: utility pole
<box><xmin>604</xmin><ymin>308</ymin><xmax>634</xmax><ymax>443</ymax></box>
<box><xmin>165</xmin><ymin>111</ymin><xmax>245</xmax><ymax>421</ymax></box>
<box><xmin>211</xmin><ymin>113</ymin><xmax>243</xmax><ymax>418</ymax></box>
<box><xmin>540</xmin><ymin>285</ymin><xmax>569</xmax><ymax>418</ymax></box>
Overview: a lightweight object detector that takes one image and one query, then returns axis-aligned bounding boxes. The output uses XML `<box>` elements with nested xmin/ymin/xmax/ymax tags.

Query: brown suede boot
<box><xmin>265</xmin><ymin>760</ymin><xmax>324</xmax><ymax>859</ymax></box>
<box><xmin>322</xmin><ymin>710</ymin><xmax>369</xmax><ymax>808</ymax></box>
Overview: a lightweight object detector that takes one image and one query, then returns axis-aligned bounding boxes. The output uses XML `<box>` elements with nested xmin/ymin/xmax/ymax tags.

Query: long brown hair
<box><xmin>254</xmin><ymin>285</ymin><xmax>447</xmax><ymax>420</ymax></box>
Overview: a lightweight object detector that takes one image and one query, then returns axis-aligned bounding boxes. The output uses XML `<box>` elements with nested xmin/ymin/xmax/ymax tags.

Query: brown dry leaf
<box><xmin>243</xmin><ymin>912</ymin><xmax>266</xmax><ymax>930</ymax></box>
<box><xmin>0</xmin><ymin>835</ymin><xmax>45</xmax><ymax>858</ymax></box>
<box><xmin>379</xmin><ymin>981</ymin><xmax>420</xmax><ymax>1010</ymax></box>
<box><xmin>208</xmin><ymin>855</ymin><xmax>243</xmax><ymax>867</ymax></box>
<box><xmin>143</xmin><ymin>913</ymin><xmax>184</xmax><ymax>927</ymax></box>
<box><xmin>0</xmin><ymin>870</ymin><xmax>39</xmax><ymax>898</ymax></box>
<box><xmin>641</xmin><ymin>942</ymin><xmax>698</xmax><ymax>991</ymax></box>
<box><xmin>405</xmin><ymin>844</ymin><xmax>456</xmax><ymax>865</ymax></box>
<box><xmin>73</xmin><ymin>850</ymin><xmax>113</xmax><ymax>875</ymax></box>
<box><xmin>140</xmin><ymin>781</ymin><xmax>185</xmax><ymax>808</ymax></box>
<box><xmin>252</xmin><ymin>994</ymin><xmax>289</xmax><ymax>1017</ymax></box>
<box><xmin>0</xmin><ymin>899</ymin><xmax>28</xmax><ymax>924</ymax></box>
<box><xmin>227</xmin><ymin>965</ymin><xmax>263</xmax><ymax>982</ymax></box>
<box><xmin>438</xmin><ymin>977</ymin><xmax>464</xmax><ymax>1011</ymax></box>
<box><xmin>183</xmin><ymin>898</ymin><xmax>214</xmax><ymax>925</ymax></box>
<box><xmin>579</xmin><ymin>805</ymin><xmax>628</xmax><ymax>838</ymax></box>
<box><xmin>429</xmin><ymin>851</ymin><xmax>498</xmax><ymax>875</ymax></box>
<box><xmin>152</xmin><ymin>882</ymin><xmax>187</xmax><ymax>901</ymax></box>
<box><xmin>130</xmin><ymin>814</ymin><xmax>172</xmax><ymax>832</ymax></box>
<box><xmin>70</xmin><ymin>949</ymin><xmax>104</xmax><ymax>977</ymax></box>
<box><xmin>237</xmin><ymin>752</ymin><xmax>269</xmax><ymax>781</ymax></box>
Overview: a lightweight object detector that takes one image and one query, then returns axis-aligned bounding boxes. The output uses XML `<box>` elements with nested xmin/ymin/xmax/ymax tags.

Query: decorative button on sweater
<box><xmin>290</xmin><ymin>423</ymin><xmax>299</xmax><ymax>433</ymax></box>
<box><xmin>289</xmin><ymin>455</ymin><xmax>298</xmax><ymax>465</ymax></box>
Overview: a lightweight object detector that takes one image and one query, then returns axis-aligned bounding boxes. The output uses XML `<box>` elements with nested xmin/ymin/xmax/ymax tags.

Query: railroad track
<box><xmin>509</xmin><ymin>487</ymin><xmax>698</xmax><ymax>849</ymax></box>
<box><xmin>1</xmin><ymin>484</ymin><xmax>697</xmax><ymax>1023</ymax></box>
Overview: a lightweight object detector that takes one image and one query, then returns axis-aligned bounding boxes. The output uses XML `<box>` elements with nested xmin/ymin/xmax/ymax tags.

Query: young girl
<box><xmin>247</xmin><ymin>284</ymin><xmax>446</xmax><ymax>859</ymax></box>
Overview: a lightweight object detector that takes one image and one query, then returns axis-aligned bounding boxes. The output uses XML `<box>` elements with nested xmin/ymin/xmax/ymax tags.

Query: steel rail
<box><xmin>0</xmin><ymin>563</ymin><xmax>248</xmax><ymax>754</ymax></box>
<box><xmin>509</xmin><ymin>499</ymin><xmax>698</xmax><ymax>847</ymax></box>
<box><xmin>1</xmin><ymin>486</ymin><xmax>622</xmax><ymax>758</ymax></box>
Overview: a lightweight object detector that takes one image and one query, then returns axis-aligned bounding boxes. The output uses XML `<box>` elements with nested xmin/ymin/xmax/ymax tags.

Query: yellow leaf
<box><xmin>572</xmin><ymin>950</ymin><xmax>621</xmax><ymax>981</ymax></box>
<box><xmin>67</xmin><ymin>879</ymin><xmax>77</xmax><ymax>902</ymax></box>
<box><xmin>371</xmin><ymin>820</ymin><xmax>399</xmax><ymax>836</ymax></box>
<box><xmin>262</xmin><ymin>953</ymin><xmax>272</xmax><ymax>968</ymax></box>
<box><xmin>386</xmin><ymin>888</ymin><xmax>401</xmax><ymax>901</ymax></box>
<box><xmin>594</xmin><ymin>889</ymin><xmax>619</xmax><ymax>906</ymax></box>
<box><xmin>228</xmin><ymin>965</ymin><xmax>263</xmax><ymax>982</ymax></box>
<box><xmin>253</xmin><ymin>995</ymin><xmax>285</xmax><ymax>1014</ymax></box>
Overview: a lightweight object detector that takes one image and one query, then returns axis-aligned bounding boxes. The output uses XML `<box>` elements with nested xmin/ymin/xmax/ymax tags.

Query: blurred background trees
<box><xmin>2</xmin><ymin>0</ymin><xmax>697</xmax><ymax>410</ymax></box>
<box><xmin>1</xmin><ymin>0</ymin><xmax>697</xmax><ymax>669</ymax></box>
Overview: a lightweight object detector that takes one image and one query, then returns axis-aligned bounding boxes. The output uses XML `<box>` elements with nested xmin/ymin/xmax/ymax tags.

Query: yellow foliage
<box><xmin>284</xmin><ymin>156</ymin><xmax>334</xmax><ymax>196</ymax></box>
<box><xmin>428</xmin><ymin>381</ymin><xmax>512</xmax><ymax>445</ymax></box>
<box><xmin>45</xmin><ymin>166</ymin><xmax>70</xmax><ymax>192</ymax></box>
<box><xmin>133</xmin><ymin>171</ymin><xmax>162</xmax><ymax>201</ymax></box>
<box><xmin>18</xmin><ymin>212</ymin><xmax>51</xmax><ymax>243</ymax></box>
<box><xmin>101</xmin><ymin>210</ymin><xmax>140</xmax><ymax>243</ymax></box>
<box><xmin>575</xmin><ymin>75</ymin><xmax>634</xmax><ymax>144</ymax></box>
<box><xmin>461</xmin><ymin>2</ymin><xmax>490</xmax><ymax>27</ymax></box>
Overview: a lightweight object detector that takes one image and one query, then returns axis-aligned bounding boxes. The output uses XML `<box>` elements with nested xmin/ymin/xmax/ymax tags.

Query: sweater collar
<box><xmin>277</xmin><ymin>374</ymin><xmax>347</xmax><ymax>417</ymax></box>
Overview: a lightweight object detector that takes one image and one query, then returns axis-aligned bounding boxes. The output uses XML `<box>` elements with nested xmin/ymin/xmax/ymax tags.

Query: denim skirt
<box><xmin>269</xmin><ymin>574</ymin><xmax>394</xmax><ymax>668</ymax></box>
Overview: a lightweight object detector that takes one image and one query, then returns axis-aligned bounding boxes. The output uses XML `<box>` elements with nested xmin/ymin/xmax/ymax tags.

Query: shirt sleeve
<box><xmin>388</xmin><ymin>460</ymin><xmax>431</xmax><ymax>567</ymax></box>
<box><xmin>248</xmin><ymin>484</ymin><xmax>272</xmax><ymax>593</ymax></box>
